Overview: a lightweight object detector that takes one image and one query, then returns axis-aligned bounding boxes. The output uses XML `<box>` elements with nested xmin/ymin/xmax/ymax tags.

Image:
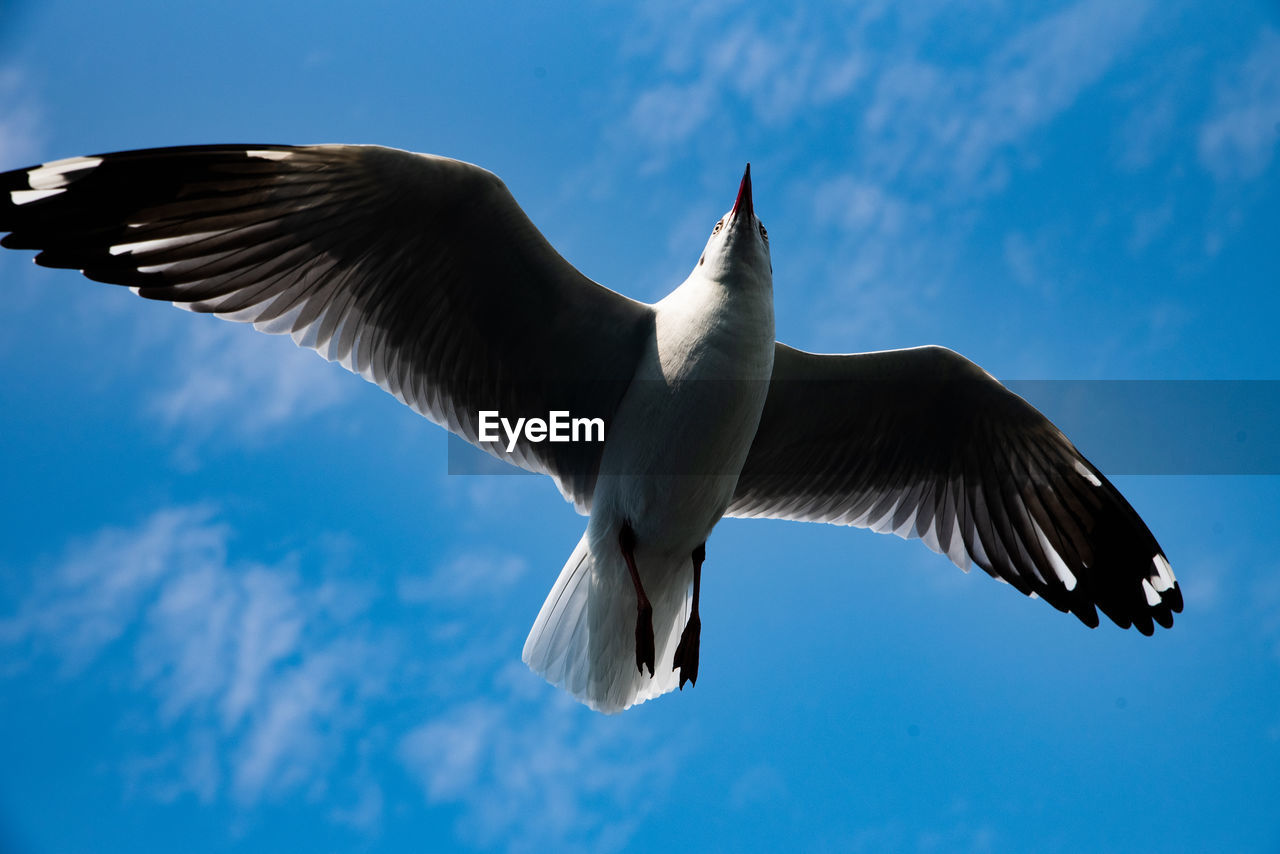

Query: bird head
<box><xmin>696</xmin><ymin>163</ymin><xmax>772</xmax><ymax>285</ymax></box>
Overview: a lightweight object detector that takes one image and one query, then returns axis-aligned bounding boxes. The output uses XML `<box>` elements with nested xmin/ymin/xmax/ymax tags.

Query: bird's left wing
<box><xmin>728</xmin><ymin>343</ymin><xmax>1181</xmax><ymax>634</ymax></box>
<box><xmin>0</xmin><ymin>145</ymin><xmax>655</xmax><ymax>511</ymax></box>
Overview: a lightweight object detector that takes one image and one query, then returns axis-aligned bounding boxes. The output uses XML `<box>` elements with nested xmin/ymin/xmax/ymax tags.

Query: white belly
<box><xmin>588</xmin><ymin>274</ymin><xmax>775</xmax><ymax>558</ymax></box>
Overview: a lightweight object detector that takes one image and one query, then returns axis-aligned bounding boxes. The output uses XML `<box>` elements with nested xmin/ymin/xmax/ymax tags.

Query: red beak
<box><xmin>731</xmin><ymin>163</ymin><xmax>752</xmax><ymax>218</ymax></box>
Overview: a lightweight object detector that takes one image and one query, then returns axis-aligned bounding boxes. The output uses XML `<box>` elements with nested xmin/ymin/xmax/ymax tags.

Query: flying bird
<box><xmin>0</xmin><ymin>144</ymin><xmax>1181</xmax><ymax>713</ymax></box>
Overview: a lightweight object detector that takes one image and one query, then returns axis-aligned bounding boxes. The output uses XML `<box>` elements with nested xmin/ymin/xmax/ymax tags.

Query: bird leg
<box><xmin>673</xmin><ymin>542</ymin><xmax>704</xmax><ymax>689</ymax></box>
<box><xmin>619</xmin><ymin>522</ymin><xmax>655</xmax><ymax>677</ymax></box>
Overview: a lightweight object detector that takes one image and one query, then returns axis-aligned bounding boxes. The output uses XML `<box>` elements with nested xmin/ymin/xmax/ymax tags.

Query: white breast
<box><xmin>589</xmin><ymin>270</ymin><xmax>775</xmax><ymax>556</ymax></box>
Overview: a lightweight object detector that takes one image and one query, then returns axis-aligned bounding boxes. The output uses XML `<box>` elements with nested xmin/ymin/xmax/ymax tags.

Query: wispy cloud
<box><xmin>845</xmin><ymin>0</ymin><xmax>1155</xmax><ymax>206</ymax></box>
<box><xmin>1</xmin><ymin>512</ymin><xmax>679</xmax><ymax>850</ymax></box>
<box><xmin>617</xmin><ymin>2</ymin><xmax>877</xmax><ymax>170</ymax></box>
<box><xmin>837</xmin><ymin>812</ymin><xmax>999</xmax><ymax>854</ymax></box>
<box><xmin>876</xmin><ymin>0</ymin><xmax>1152</xmax><ymax>191</ymax></box>
<box><xmin>810</xmin><ymin>175</ymin><xmax>911</xmax><ymax>237</ymax></box>
<box><xmin>0</xmin><ymin>507</ymin><xmax>392</xmax><ymax>812</ymax></box>
<box><xmin>619</xmin><ymin>0</ymin><xmax>1151</xmax><ymax>191</ymax></box>
<box><xmin>605</xmin><ymin>0</ymin><xmax>1162</xmax><ymax>351</ymax></box>
<box><xmin>147</xmin><ymin>318</ymin><xmax>351</xmax><ymax>449</ymax></box>
<box><xmin>396</xmin><ymin>551</ymin><xmax>680</xmax><ymax>854</ymax></box>
<box><xmin>1198</xmin><ymin>28</ymin><xmax>1280</xmax><ymax>182</ymax></box>
<box><xmin>627</xmin><ymin>81</ymin><xmax>717</xmax><ymax>151</ymax></box>
<box><xmin>398</xmin><ymin>683</ymin><xmax>669</xmax><ymax>854</ymax></box>
<box><xmin>398</xmin><ymin>551</ymin><xmax>528</xmax><ymax>604</ymax></box>
<box><xmin>0</xmin><ymin>66</ymin><xmax>42</xmax><ymax>168</ymax></box>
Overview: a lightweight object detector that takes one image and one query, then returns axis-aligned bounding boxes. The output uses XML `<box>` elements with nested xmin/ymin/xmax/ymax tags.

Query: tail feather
<box><xmin>523</xmin><ymin>532</ymin><xmax>692</xmax><ymax>714</ymax></box>
<box><xmin>522</xmin><ymin>534</ymin><xmax>594</xmax><ymax>698</ymax></box>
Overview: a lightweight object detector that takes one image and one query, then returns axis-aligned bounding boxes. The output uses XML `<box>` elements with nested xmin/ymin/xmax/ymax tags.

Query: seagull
<box><xmin>0</xmin><ymin>144</ymin><xmax>1181</xmax><ymax>713</ymax></box>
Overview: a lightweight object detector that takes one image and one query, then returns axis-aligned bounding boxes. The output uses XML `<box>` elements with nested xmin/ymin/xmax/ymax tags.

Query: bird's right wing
<box><xmin>0</xmin><ymin>144</ymin><xmax>655</xmax><ymax>511</ymax></box>
<box><xmin>729</xmin><ymin>343</ymin><xmax>1181</xmax><ymax>634</ymax></box>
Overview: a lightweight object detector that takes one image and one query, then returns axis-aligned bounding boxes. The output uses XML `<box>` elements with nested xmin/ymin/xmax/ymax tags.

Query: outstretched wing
<box><xmin>729</xmin><ymin>343</ymin><xmax>1181</xmax><ymax>634</ymax></box>
<box><xmin>0</xmin><ymin>145</ymin><xmax>654</xmax><ymax>510</ymax></box>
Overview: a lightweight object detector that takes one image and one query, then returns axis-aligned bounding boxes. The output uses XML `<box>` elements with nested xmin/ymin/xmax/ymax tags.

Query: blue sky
<box><xmin>1</xmin><ymin>1</ymin><xmax>1279</xmax><ymax>852</ymax></box>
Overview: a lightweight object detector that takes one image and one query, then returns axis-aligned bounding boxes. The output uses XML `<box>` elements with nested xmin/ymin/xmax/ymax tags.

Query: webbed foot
<box><xmin>672</xmin><ymin>612</ymin><xmax>700</xmax><ymax>688</ymax></box>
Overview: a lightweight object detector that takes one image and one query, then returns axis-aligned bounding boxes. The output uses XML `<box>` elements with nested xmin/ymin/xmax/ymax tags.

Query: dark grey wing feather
<box><xmin>730</xmin><ymin>343</ymin><xmax>1181</xmax><ymax>634</ymax></box>
<box><xmin>1</xmin><ymin>145</ymin><xmax>655</xmax><ymax>510</ymax></box>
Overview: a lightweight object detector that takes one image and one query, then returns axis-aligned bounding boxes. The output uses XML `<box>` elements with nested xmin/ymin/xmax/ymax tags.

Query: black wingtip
<box><xmin>1074</xmin><ymin>603</ymin><xmax>1101</xmax><ymax>629</ymax></box>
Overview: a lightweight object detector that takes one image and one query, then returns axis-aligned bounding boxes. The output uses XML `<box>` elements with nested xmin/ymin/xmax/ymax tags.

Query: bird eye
<box><xmin>758</xmin><ymin>222</ymin><xmax>768</xmax><ymax>241</ymax></box>
<box><xmin>712</xmin><ymin>220</ymin><xmax>724</xmax><ymax>235</ymax></box>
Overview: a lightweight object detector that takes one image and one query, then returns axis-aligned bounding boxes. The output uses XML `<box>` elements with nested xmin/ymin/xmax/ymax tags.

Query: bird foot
<box><xmin>672</xmin><ymin>612</ymin><xmax>701</xmax><ymax>689</ymax></box>
<box><xmin>635</xmin><ymin>602</ymin><xmax>655</xmax><ymax>677</ymax></box>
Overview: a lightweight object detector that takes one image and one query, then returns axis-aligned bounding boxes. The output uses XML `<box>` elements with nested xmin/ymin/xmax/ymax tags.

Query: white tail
<box><xmin>522</xmin><ymin>532</ymin><xmax>692</xmax><ymax>713</ymax></box>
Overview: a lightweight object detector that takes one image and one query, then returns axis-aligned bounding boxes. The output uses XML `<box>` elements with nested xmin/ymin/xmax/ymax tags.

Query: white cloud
<box><xmin>627</xmin><ymin>81</ymin><xmax>716</xmax><ymax>150</ymax></box>
<box><xmin>605</xmin><ymin>0</ymin><xmax>1161</xmax><ymax>350</ymax></box>
<box><xmin>811</xmin><ymin>175</ymin><xmax>910</xmax><ymax>236</ymax></box>
<box><xmin>619</xmin><ymin>0</ymin><xmax>1152</xmax><ymax>193</ymax></box>
<box><xmin>398</xmin><ymin>551</ymin><xmax>528</xmax><ymax>604</ymax></box>
<box><xmin>400</xmin><ymin>700</ymin><xmax>503</xmax><ymax>801</ymax></box>
<box><xmin>1198</xmin><ymin>28</ymin><xmax>1280</xmax><ymax>181</ymax></box>
<box><xmin>621</xmin><ymin>3</ymin><xmax>880</xmax><ymax>160</ymax></box>
<box><xmin>798</xmin><ymin>172</ymin><xmax>932</xmax><ymax>349</ymax></box>
<box><xmin>0</xmin><ymin>507</ymin><xmax>391</xmax><ymax>811</ymax></box>
<box><xmin>956</xmin><ymin>0</ymin><xmax>1150</xmax><ymax>177</ymax></box>
<box><xmin>0</xmin><ymin>66</ymin><xmax>42</xmax><ymax>168</ymax></box>
<box><xmin>863</xmin><ymin>0</ymin><xmax>1152</xmax><ymax>192</ymax></box>
<box><xmin>1</xmin><ymin>513</ymin><xmax>679</xmax><ymax>850</ymax></box>
<box><xmin>398</xmin><ymin>681</ymin><xmax>672</xmax><ymax>854</ymax></box>
<box><xmin>1111</xmin><ymin>57</ymin><xmax>1189</xmax><ymax>173</ymax></box>
<box><xmin>148</xmin><ymin>317</ymin><xmax>351</xmax><ymax>447</ymax></box>
<box><xmin>396</xmin><ymin>553</ymin><xmax>680</xmax><ymax>854</ymax></box>
<box><xmin>1002</xmin><ymin>230</ymin><xmax>1063</xmax><ymax>297</ymax></box>
<box><xmin>1003</xmin><ymin>232</ymin><xmax>1039</xmax><ymax>291</ymax></box>
<box><xmin>0</xmin><ymin>506</ymin><xmax>226</xmax><ymax>674</ymax></box>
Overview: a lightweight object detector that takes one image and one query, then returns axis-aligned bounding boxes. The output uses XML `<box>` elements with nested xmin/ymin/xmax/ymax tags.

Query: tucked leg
<box><xmin>619</xmin><ymin>522</ymin><xmax>655</xmax><ymax>677</ymax></box>
<box><xmin>673</xmin><ymin>542</ymin><xmax>704</xmax><ymax>689</ymax></box>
